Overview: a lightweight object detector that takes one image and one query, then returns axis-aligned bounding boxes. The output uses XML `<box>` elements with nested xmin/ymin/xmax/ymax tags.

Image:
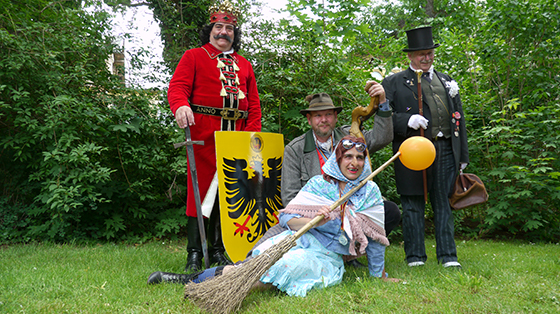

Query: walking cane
<box><xmin>415</xmin><ymin>70</ymin><xmax>429</xmax><ymax>204</ymax></box>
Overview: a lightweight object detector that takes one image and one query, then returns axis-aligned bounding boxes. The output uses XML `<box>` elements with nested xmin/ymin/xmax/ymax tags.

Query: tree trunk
<box><xmin>425</xmin><ymin>0</ymin><xmax>435</xmax><ymax>17</ymax></box>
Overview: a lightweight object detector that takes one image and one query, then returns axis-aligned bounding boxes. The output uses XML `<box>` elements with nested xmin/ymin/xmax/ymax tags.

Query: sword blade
<box><xmin>184</xmin><ymin>125</ymin><xmax>210</xmax><ymax>269</ymax></box>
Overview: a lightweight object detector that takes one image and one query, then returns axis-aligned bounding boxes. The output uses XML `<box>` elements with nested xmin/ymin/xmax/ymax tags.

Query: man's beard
<box><xmin>314</xmin><ymin>124</ymin><xmax>334</xmax><ymax>138</ymax></box>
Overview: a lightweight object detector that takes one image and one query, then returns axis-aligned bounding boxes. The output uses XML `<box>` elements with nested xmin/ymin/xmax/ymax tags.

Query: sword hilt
<box><xmin>173</xmin><ymin>140</ymin><xmax>204</xmax><ymax>149</ymax></box>
<box><xmin>173</xmin><ymin>125</ymin><xmax>204</xmax><ymax>149</ymax></box>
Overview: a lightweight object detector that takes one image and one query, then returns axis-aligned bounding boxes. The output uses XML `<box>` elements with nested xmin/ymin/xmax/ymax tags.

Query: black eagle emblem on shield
<box><xmin>222</xmin><ymin>156</ymin><xmax>283</xmax><ymax>243</ymax></box>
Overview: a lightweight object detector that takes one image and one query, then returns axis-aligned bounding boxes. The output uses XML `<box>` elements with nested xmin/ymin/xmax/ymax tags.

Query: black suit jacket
<box><xmin>382</xmin><ymin>68</ymin><xmax>469</xmax><ymax>196</ymax></box>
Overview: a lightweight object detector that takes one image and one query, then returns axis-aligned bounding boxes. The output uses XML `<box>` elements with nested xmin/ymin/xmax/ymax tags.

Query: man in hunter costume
<box><xmin>168</xmin><ymin>0</ymin><xmax>262</xmax><ymax>272</ymax></box>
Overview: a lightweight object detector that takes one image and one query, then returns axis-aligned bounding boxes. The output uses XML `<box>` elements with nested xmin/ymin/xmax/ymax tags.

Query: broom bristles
<box><xmin>184</xmin><ymin>233</ymin><xmax>298</xmax><ymax>314</ymax></box>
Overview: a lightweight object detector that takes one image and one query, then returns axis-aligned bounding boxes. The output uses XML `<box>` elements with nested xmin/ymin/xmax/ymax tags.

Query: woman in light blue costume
<box><xmin>148</xmin><ymin>135</ymin><xmax>399</xmax><ymax>295</ymax></box>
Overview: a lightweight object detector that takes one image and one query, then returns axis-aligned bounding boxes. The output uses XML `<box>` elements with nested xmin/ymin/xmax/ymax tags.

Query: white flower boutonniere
<box><xmin>445</xmin><ymin>80</ymin><xmax>459</xmax><ymax>98</ymax></box>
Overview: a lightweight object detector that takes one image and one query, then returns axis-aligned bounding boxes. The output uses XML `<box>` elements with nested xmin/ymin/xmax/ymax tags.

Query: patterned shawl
<box><xmin>281</xmin><ymin>142</ymin><xmax>388</xmax><ymax>255</ymax></box>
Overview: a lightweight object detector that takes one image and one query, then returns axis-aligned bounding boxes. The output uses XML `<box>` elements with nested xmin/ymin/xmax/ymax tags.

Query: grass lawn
<box><xmin>1</xmin><ymin>238</ymin><xmax>559</xmax><ymax>313</ymax></box>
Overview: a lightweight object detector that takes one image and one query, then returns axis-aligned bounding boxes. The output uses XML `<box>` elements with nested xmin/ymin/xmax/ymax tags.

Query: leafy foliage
<box><xmin>145</xmin><ymin>0</ymin><xmax>214</xmax><ymax>70</ymax></box>
<box><xmin>463</xmin><ymin>0</ymin><xmax>560</xmax><ymax>240</ymax></box>
<box><xmin>0</xmin><ymin>1</ymin><xmax>187</xmax><ymax>242</ymax></box>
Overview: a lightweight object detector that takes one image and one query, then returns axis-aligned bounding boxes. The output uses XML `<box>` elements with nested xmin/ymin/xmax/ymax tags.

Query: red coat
<box><xmin>168</xmin><ymin>43</ymin><xmax>262</xmax><ymax>217</ymax></box>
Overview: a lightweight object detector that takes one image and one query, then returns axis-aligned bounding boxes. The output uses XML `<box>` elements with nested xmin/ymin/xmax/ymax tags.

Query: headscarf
<box><xmin>321</xmin><ymin>140</ymin><xmax>377</xmax><ymax>211</ymax></box>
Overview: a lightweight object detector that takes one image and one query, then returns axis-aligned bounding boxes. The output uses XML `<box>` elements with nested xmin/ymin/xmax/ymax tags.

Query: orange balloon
<box><xmin>398</xmin><ymin>136</ymin><xmax>436</xmax><ymax>171</ymax></box>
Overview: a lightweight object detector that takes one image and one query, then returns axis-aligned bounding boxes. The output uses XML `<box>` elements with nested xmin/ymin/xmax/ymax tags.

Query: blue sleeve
<box><xmin>278</xmin><ymin>212</ymin><xmax>312</xmax><ymax>249</ymax></box>
<box><xmin>378</xmin><ymin>99</ymin><xmax>390</xmax><ymax>112</ymax></box>
<box><xmin>366</xmin><ymin>239</ymin><xmax>386</xmax><ymax>278</ymax></box>
<box><xmin>279</xmin><ymin>213</ymin><xmax>300</xmax><ymax>229</ymax></box>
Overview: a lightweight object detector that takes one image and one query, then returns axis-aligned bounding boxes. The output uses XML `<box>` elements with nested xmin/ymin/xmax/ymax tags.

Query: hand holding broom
<box><xmin>184</xmin><ymin>136</ymin><xmax>436</xmax><ymax>314</ymax></box>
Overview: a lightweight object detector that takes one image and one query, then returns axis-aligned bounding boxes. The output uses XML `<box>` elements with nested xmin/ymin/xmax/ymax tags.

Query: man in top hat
<box><xmin>279</xmin><ymin>88</ymin><xmax>401</xmax><ymax>267</ymax></box>
<box><xmin>381</xmin><ymin>26</ymin><xmax>469</xmax><ymax>268</ymax></box>
<box><xmin>168</xmin><ymin>0</ymin><xmax>262</xmax><ymax>272</ymax></box>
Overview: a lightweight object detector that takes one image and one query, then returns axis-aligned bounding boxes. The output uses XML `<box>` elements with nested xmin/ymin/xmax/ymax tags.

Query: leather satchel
<box><xmin>449</xmin><ymin>171</ymin><xmax>488</xmax><ymax>209</ymax></box>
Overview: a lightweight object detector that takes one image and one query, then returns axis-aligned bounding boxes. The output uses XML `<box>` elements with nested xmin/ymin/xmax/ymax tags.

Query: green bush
<box><xmin>448</xmin><ymin>0</ymin><xmax>560</xmax><ymax>240</ymax></box>
<box><xmin>0</xmin><ymin>2</ymin><xmax>187</xmax><ymax>242</ymax></box>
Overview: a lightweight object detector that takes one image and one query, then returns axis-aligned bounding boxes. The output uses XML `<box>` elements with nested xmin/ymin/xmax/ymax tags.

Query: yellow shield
<box><xmin>215</xmin><ymin>131</ymin><xmax>284</xmax><ymax>263</ymax></box>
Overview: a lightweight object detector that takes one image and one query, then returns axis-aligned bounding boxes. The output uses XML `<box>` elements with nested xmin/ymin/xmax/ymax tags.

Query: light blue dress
<box><xmin>251</xmin><ymin>211</ymin><xmax>386</xmax><ymax>297</ymax></box>
<box><xmin>251</xmin><ymin>230</ymin><xmax>344</xmax><ymax>297</ymax></box>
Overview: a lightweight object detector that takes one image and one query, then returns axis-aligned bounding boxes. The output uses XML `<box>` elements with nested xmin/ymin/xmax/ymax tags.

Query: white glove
<box><xmin>460</xmin><ymin>163</ymin><xmax>468</xmax><ymax>171</ymax></box>
<box><xmin>408</xmin><ymin>114</ymin><xmax>429</xmax><ymax>130</ymax></box>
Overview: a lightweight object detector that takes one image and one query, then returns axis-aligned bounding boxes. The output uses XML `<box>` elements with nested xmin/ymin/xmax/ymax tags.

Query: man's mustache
<box><xmin>214</xmin><ymin>34</ymin><xmax>232</xmax><ymax>43</ymax></box>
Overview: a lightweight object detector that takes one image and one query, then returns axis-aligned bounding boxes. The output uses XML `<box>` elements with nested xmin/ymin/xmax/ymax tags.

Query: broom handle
<box><xmin>293</xmin><ymin>152</ymin><xmax>401</xmax><ymax>238</ymax></box>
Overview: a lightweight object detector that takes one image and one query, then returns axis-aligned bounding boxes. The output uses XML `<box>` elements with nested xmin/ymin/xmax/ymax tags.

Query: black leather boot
<box><xmin>346</xmin><ymin>259</ymin><xmax>367</xmax><ymax>268</ymax></box>
<box><xmin>147</xmin><ymin>271</ymin><xmax>199</xmax><ymax>285</ymax></box>
<box><xmin>185</xmin><ymin>216</ymin><xmax>203</xmax><ymax>273</ymax></box>
<box><xmin>185</xmin><ymin>251</ymin><xmax>202</xmax><ymax>273</ymax></box>
<box><xmin>210</xmin><ymin>251</ymin><xmax>232</xmax><ymax>266</ymax></box>
<box><xmin>208</xmin><ymin>201</ymin><xmax>232</xmax><ymax>266</ymax></box>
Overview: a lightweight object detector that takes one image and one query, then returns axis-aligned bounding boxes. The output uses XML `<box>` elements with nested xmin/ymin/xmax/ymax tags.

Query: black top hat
<box><xmin>402</xmin><ymin>26</ymin><xmax>440</xmax><ymax>52</ymax></box>
<box><xmin>300</xmin><ymin>93</ymin><xmax>343</xmax><ymax>116</ymax></box>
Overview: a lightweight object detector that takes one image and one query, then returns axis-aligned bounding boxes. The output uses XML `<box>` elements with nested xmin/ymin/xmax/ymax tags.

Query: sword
<box><xmin>416</xmin><ymin>69</ymin><xmax>428</xmax><ymax>204</ymax></box>
<box><xmin>173</xmin><ymin>125</ymin><xmax>210</xmax><ymax>269</ymax></box>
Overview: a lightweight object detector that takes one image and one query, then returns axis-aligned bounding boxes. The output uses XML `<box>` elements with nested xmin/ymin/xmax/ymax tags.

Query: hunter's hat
<box><xmin>209</xmin><ymin>0</ymin><xmax>241</xmax><ymax>26</ymax></box>
<box><xmin>403</xmin><ymin>26</ymin><xmax>440</xmax><ymax>52</ymax></box>
<box><xmin>300</xmin><ymin>93</ymin><xmax>343</xmax><ymax>116</ymax></box>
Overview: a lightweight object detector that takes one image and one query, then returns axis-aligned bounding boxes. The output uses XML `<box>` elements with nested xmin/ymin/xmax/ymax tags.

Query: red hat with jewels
<box><xmin>209</xmin><ymin>0</ymin><xmax>241</xmax><ymax>26</ymax></box>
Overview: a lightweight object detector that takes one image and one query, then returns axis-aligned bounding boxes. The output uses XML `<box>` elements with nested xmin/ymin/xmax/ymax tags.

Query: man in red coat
<box><xmin>168</xmin><ymin>0</ymin><xmax>262</xmax><ymax>272</ymax></box>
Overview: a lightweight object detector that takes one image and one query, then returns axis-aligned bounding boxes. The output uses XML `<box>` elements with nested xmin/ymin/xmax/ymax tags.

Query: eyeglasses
<box><xmin>341</xmin><ymin>139</ymin><xmax>367</xmax><ymax>153</ymax></box>
<box><xmin>415</xmin><ymin>50</ymin><xmax>435</xmax><ymax>59</ymax></box>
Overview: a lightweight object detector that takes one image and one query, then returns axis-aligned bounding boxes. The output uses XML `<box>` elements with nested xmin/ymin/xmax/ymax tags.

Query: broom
<box><xmin>183</xmin><ymin>151</ymin><xmax>403</xmax><ymax>314</ymax></box>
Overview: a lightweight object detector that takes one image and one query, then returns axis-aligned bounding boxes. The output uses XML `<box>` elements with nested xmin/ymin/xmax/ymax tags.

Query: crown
<box><xmin>209</xmin><ymin>0</ymin><xmax>241</xmax><ymax>26</ymax></box>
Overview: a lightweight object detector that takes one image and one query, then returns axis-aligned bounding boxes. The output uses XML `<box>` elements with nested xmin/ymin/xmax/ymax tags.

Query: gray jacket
<box><xmin>281</xmin><ymin>114</ymin><xmax>393</xmax><ymax>205</ymax></box>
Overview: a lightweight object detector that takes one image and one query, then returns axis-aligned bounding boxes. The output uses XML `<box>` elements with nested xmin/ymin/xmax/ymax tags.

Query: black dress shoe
<box><xmin>148</xmin><ymin>271</ymin><xmax>186</xmax><ymax>285</ymax></box>
<box><xmin>147</xmin><ymin>271</ymin><xmax>193</xmax><ymax>285</ymax></box>
<box><xmin>210</xmin><ymin>251</ymin><xmax>232</xmax><ymax>266</ymax></box>
<box><xmin>185</xmin><ymin>251</ymin><xmax>202</xmax><ymax>273</ymax></box>
<box><xmin>346</xmin><ymin>259</ymin><xmax>367</xmax><ymax>268</ymax></box>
